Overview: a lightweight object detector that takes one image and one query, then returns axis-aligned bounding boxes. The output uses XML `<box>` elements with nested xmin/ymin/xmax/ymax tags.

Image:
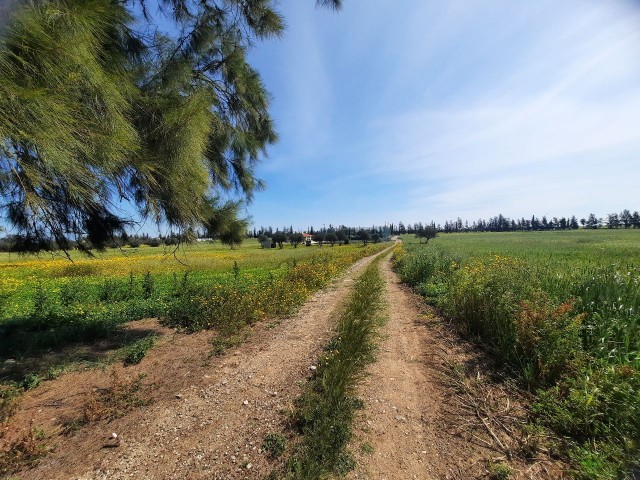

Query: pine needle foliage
<box><xmin>0</xmin><ymin>0</ymin><xmax>339</xmax><ymax>253</ymax></box>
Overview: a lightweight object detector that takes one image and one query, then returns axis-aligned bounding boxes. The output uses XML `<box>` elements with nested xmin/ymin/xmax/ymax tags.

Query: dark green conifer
<box><xmin>0</xmin><ymin>0</ymin><xmax>340</xmax><ymax>252</ymax></box>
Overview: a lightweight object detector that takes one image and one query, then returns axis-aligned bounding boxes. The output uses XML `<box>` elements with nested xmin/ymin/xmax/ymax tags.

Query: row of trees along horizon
<box><xmin>1</xmin><ymin>208</ymin><xmax>637</xmax><ymax>254</ymax></box>
<box><xmin>251</xmin><ymin>225</ymin><xmax>388</xmax><ymax>248</ymax></box>
<box><xmin>395</xmin><ymin>208</ymin><xmax>640</xmax><ymax>235</ymax></box>
<box><xmin>0</xmin><ymin>225</ymin><xmax>389</xmax><ymax>253</ymax></box>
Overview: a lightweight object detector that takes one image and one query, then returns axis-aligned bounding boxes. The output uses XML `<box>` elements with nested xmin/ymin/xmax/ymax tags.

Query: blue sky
<box><xmin>245</xmin><ymin>0</ymin><xmax>640</xmax><ymax>230</ymax></box>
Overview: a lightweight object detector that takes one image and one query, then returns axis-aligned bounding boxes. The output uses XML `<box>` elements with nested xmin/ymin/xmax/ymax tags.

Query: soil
<box><xmin>5</xmin><ymin>247</ymin><xmax>567</xmax><ymax>479</ymax></box>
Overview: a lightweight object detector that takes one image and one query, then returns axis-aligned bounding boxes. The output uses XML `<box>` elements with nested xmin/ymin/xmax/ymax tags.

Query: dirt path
<box><xmin>347</xmin><ymin>257</ymin><xmax>565</xmax><ymax>480</ymax></box>
<box><xmin>15</xmin><ymin>248</ymin><xmax>390</xmax><ymax>480</ymax></box>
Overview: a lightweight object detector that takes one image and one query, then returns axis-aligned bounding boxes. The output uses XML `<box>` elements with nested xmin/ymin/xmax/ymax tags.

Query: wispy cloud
<box><xmin>359</xmin><ymin>1</ymin><xmax>640</xmax><ymax>223</ymax></box>
<box><xmin>249</xmin><ymin>0</ymin><xmax>640</xmax><ymax>227</ymax></box>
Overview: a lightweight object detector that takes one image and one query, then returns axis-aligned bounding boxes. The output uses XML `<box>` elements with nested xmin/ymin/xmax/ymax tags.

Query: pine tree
<box><xmin>0</xmin><ymin>0</ymin><xmax>340</xmax><ymax>252</ymax></box>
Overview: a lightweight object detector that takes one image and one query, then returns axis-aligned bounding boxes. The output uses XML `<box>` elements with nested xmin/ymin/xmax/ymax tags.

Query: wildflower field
<box><xmin>393</xmin><ymin>229</ymin><xmax>640</xmax><ymax>479</ymax></box>
<box><xmin>0</xmin><ymin>241</ymin><xmax>387</xmax><ymax>373</ymax></box>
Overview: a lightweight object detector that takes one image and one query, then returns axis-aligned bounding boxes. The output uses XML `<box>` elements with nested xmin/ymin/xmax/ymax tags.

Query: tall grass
<box><xmin>274</xmin><ymin>255</ymin><xmax>386</xmax><ymax>479</ymax></box>
<box><xmin>393</xmin><ymin>230</ymin><xmax>640</xmax><ymax>479</ymax></box>
<box><xmin>163</xmin><ymin>245</ymin><xmax>388</xmax><ymax>333</ymax></box>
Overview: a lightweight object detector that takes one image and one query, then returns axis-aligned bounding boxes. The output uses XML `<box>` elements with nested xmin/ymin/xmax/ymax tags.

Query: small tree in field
<box><xmin>416</xmin><ymin>226</ymin><xmax>438</xmax><ymax>244</ymax></box>
<box><xmin>257</xmin><ymin>233</ymin><xmax>269</xmax><ymax>247</ymax></box>
<box><xmin>325</xmin><ymin>232</ymin><xmax>338</xmax><ymax>246</ymax></box>
<box><xmin>272</xmin><ymin>231</ymin><xmax>288</xmax><ymax>249</ymax></box>
<box><xmin>289</xmin><ymin>232</ymin><xmax>304</xmax><ymax>248</ymax></box>
<box><xmin>358</xmin><ymin>229</ymin><xmax>371</xmax><ymax>245</ymax></box>
<box><xmin>312</xmin><ymin>233</ymin><xmax>325</xmax><ymax>246</ymax></box>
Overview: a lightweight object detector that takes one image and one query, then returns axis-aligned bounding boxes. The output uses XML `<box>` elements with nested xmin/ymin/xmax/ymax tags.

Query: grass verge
<box><xmin>270</xmin><ymin>255</ymin><xmax>387</xmax><ymax>479</ymax></box>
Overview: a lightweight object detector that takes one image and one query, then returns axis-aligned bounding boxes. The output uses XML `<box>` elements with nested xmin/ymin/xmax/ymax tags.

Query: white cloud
<box><xmin>361</xmin><ymin>0</ymin><xmax>640</xmax><ymax>223</ymax></box>
<box><xmin>251</xmin><ymin>0</ymin><xmax>640</xmax><ymax>227</ymax></box>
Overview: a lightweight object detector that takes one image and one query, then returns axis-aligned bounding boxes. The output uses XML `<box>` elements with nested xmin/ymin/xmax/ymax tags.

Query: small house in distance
<box><xmin>302</xmin><ymin>233</ymin><xmax>314</xmax><ymax>246</ymax></box>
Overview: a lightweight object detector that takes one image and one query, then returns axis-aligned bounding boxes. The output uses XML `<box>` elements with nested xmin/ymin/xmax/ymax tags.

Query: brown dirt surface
<box><xmin>347</xmin><ymin>257</ymin><xmax>568</xmax><ymax>480</ymax></box>
<box><xmin>7</xmin><ymin>249</ymin><xmax>388</xmax><ymax>479</ymax></box>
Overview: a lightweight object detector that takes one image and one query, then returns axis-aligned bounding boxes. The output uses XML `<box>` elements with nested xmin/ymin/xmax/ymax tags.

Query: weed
<box><xmin>83</xmin><ymin>371</ymin><xmax>151</xmax><ymax>422</ymax></box>
<box><xmin>0</xmin><ymin>384</ymin><xmax>21</xmax><ymax>424</ymax></box>
<box><xmin>360</xmin><ymin>442</ymin><xmax>374</xmax><ymax>455</ymax></box>
<box><xmin>60</xmin><ymin>417</ymin><xmax>86</xmax><ymax>436</ymax></box>
<box><xmin>263</xmin><ymin>433</ymin><xmax>286</xmax><ymax>459</ymax></box>
<box><xmin>141</xmin><ymin>271</ymin><xmax>154</xmax><ymax>299</ymax></box>
<box><xmin>0</xmin><ymin>422</ymin><xmax>51</xmax><ymax>476</ymax></box>
<box><xmin>334</xmin><ymin>451</ymin><xmax>356</xmax><ymax>475</ymax></box>
<box><xmin>211</xmin><ymin>329</ymin><xmax>251</xmax><ymax>356</ymax></box>
<box><xmin>232</xmin><ymin>261</ymin><xmax>240</xmax><ymax>280</ymax></box>
<box><xmin>59</xmin><ymin>280</ymin><xmax>86</xmax><ymax>306</ymax></box>
<box><xmin>122</xmin><ymin>336</ymin><xmax>156</xmax><ymax>365</ymax></box>
<box><xmin>45</xmin><ymin>366</ymin><xmax>65</xmax><ymax>381</ymax></box>
<box><xmin>488</xmin><ymin>462</ymin><xmax>512</xmax><ymax>480</ymax></box>
<box><xmin>20</xmin><ymin>374</ymin><xmax>41</xmax><ymax>391</ymax></box>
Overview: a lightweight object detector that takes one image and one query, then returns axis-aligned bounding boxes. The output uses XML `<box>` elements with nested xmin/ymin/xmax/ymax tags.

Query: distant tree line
<box><xmin>0</xmin><ymin>232</ymin><xmax>188</xmax><ymax>253</ymax></box>
<box><xmin>0</xmin><ymin>221</ymin><xmax>394</xmax><ymax>254</ymax></box>
<box><xmin>392</xmin><ymin>208</ymin><xmax>640</xmax><ymax>235</ymax></box>
<box><xmin>250</xmin><ymin>224</ymin><xmax>390</xmax><ymax>248</ymax></box>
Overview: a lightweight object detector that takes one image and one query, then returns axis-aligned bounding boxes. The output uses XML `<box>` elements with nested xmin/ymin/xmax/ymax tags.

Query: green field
<box><xmin>0</xmin><ymin>240</ymin><xmax>363</xmax><ymax>320</ymax></box>
<box><xmin>0</xmin><ymin>241</ymin><xmax>387</xmax><ymax>368</ymax></box>
<box><xmin>394</xmin><ymin>229</ymin><xmax>640</xmax><ymax>479</ymax></box>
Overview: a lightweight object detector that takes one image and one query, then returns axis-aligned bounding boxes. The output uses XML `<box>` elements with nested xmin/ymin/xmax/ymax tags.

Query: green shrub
<box><xmin>489</xmin><ymin>462</ymin><xmax>512</xmax><ymax>480</ymax></box>
<box><xmin>20</xmin><ymin>374</ymin><xmax>41</xmax><ymax>391</ymax></box>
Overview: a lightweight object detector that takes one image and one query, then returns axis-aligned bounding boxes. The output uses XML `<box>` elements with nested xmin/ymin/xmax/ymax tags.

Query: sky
<box><xmin>244</xmin><ymin>0</ymin><xmax>640</xmax><ymax>230</ymax></box>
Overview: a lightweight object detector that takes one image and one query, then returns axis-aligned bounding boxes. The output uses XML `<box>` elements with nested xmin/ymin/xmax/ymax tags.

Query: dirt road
<box><xmin>12</xmin><ymin>249</ymin><xmax>564</xmax><ymax>479</ymax></box>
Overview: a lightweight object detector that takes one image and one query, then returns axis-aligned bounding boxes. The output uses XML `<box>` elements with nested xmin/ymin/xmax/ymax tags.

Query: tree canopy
<box><xmin>0</xmin><ymin>0</ymin><xmax>340</xmax><ymax>252</ymax></box>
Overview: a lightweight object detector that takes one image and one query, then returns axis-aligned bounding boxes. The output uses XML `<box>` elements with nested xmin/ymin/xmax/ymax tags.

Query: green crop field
<box><xmin>0</xmin><ymin>241</ymin><xmax>367</xmax><ymax>320</ymax></box>
<box><xmin>394</xmin><ymin>229</ymin><xmax>640</xmax><ymax>479</ymax></box>
<box><xmin>0</xmin><ymin>241</ymin><xmax>388</xmax><ymax>370</ymax></box>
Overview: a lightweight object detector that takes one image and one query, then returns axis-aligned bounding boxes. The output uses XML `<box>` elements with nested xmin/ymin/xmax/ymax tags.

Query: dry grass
<box><xmin>439</xmin><ymin>356</ymin><xmax>565</xmax><ymax>478</ymax></box>
<box><xmin>0</xmin><ymin>420</ymin><xmax>51</xmax><ymax>476</ymax></box>
<box><xmin>83</xmin><ymin>371</ymin><xmax>151</xmax><ymax>423</ymax></box>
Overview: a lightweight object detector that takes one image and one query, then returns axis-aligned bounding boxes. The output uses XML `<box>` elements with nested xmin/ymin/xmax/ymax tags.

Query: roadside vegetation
<box><xmin>393</xmin><ymin>230</ymin><xmax>640</xmax><ymax>479</ymax></box>
<box><xmin>0</xmin><ymin>241</ymin><xmax>385</xmax><ymax>360</ymax></box>
<box><xmin>272</xmin><ymin>255</ymin><xmax>387</xmax><ymax>479</ymax></box>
